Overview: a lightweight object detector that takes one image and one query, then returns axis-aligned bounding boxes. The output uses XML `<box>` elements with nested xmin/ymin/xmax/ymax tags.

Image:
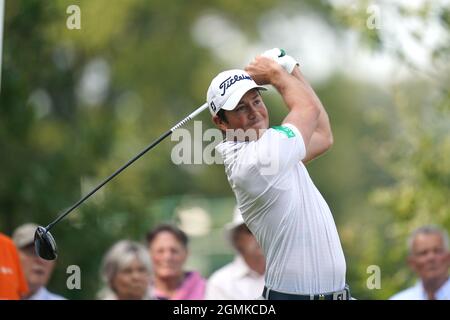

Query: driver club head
<box><xmin>34</xmin><ymin>226</ymin><xmax>57</xmax><ymax>260</ymax></box>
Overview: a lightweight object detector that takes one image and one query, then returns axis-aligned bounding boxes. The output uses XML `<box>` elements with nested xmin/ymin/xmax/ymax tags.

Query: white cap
<box><xmin>224</xmin><ymin>206</ymin><xmax>246</xmax><ymax>244</ymax></box>
<box><xmin>207</xmin><ymin>69</ymin><xmax>266</xmax><ymax>115</ymax></box>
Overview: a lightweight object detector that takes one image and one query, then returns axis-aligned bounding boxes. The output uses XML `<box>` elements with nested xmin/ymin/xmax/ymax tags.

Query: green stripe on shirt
<box><xmin>271</xmin><ymin>125</ymin><xmax>296</xmax><ymax>138</ymax></box>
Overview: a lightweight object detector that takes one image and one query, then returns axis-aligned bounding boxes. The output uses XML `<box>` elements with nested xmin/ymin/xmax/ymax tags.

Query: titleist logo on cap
<box><xmin>219</xmin><ymin>74</ymin><xmax>252</xmax><ymax>96</ymax></box>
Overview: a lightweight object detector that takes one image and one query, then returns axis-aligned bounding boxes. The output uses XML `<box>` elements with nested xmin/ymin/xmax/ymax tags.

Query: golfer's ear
<box><xmin>212</xmin><ymin>115</ymin><xmax>227</xmax><ymax>131</ymax></box>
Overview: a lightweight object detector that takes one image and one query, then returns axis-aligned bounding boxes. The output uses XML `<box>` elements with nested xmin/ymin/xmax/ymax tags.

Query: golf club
<box><xmin>35</xmin><ymin>102</ymin><xmax>209</xmax><ymax>260</ymax></box>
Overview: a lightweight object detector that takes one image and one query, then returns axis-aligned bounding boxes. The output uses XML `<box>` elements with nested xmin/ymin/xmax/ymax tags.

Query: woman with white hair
<box><xmin>98</xmin><ymin>240</ymin><xmax>153</xmax><ymax>300</ymax></box>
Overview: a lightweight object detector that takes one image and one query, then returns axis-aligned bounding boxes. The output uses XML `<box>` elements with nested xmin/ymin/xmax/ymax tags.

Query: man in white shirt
<box><xmin>206</xmin><ymin>207</ymin><xmax>265</xmax><ymax>300</ymax></box>
<box><xmin>390</xmin><ymin>225</ymin><xmax>450</xmax><ymax>300</ymax></box>
<box><xmin>12</xmin><ymin>223</ymin><xmax>66</xmax><ymax>300</ymax></box>
<box><xmin>207</xmin><ymin>49</ymin><xmax>349</xmax><ymax>300</ymax></box>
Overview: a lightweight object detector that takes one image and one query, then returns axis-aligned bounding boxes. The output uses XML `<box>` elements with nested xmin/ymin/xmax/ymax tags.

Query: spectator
<box><xmin>206</xmin><ymin>207</ymin><xmax>265</xmax><ymax>300</ymax></box>
<box><xmin>0</xmin><ymin>232</ymin><xmax>29</xmax><ymax>299</ymax></box>
<box><xmin>146</xmin><ymin>224</ymin><xmax>205</xmax><ymax>300</ymax></box>
<box><xmin>390</xmin><ymin>225</ymin><xmax>450</xmax><ymax>300</ymax></box>
<box><xmin>99</xmin><ymin>240</ymin><xmax>152</xmax><ymax>300</ymax></box>
<box><xmin>12</xmin><ymin>223</ymin><xmax>65</xmax><ymax>300</ymax></box>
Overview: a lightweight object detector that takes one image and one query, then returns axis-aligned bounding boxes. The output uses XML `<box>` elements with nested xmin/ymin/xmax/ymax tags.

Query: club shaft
<box><xmin>46</xmin><ymin>103</ymin><xmax>208</xmax><ymax>231</ymax></box>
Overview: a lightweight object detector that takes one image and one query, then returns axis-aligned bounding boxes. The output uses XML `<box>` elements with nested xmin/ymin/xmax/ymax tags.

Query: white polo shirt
<box><xmin>216</xmin><ymin>124</ymin><xmax>346</xmax><ymax>294</ymax></box>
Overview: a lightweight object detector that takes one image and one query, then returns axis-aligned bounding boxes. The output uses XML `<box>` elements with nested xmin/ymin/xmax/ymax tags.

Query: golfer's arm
<box><xmin>290</xmin><ymin>67</ymin><xmax>333</xmax><ymax>164</ymax></box>
<box><xmin>270</xmin><ymin>68</ymin><xmax>321</xmax><ymax>151</ymax></box>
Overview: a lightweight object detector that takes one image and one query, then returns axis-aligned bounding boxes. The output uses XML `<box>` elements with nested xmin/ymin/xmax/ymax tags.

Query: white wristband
<box><xmin>261</xmin><ymin>48</ymin><xmax>299</xmax><ymax>74</ymax></box>
<box><xmin>279</xmin><ymin>55</ymin><xmax>299</xmax><ymax>74</ymax></box>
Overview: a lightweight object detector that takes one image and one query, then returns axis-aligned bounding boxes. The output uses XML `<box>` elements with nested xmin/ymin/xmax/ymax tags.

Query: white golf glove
<box><xmin>261</xmin><ymin>48</ymin><xmax>299</xmax><ymax>74</ymax></box>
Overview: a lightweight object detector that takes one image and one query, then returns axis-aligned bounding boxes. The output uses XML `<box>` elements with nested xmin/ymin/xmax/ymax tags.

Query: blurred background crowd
<box><xmin>0</xmin><ymin>0</ymin><xmax>449</xmax><ymax>299</ymax></box>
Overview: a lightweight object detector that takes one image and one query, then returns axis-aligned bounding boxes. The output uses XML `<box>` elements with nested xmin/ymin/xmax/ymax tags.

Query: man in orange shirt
<box><xmin>0</xmin><ymin>232</ymin><xmax>29</xmax><ymax>299</ymax></box>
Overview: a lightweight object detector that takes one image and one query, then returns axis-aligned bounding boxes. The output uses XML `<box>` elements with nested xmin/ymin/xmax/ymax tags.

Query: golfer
<box><xmin>208</xmin><ymin>49</ymin><xmax>349</xmax><ymax>300</ymax></box>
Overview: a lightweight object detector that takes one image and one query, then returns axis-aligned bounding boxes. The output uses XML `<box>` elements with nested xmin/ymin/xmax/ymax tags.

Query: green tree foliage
<box><xmin>331</xmin><ymin>0</ymin><xmax>450</xmax><ymax>299</ymax></box>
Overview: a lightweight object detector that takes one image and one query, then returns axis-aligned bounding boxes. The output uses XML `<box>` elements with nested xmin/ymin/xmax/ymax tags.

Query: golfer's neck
<box><xmin>224</xmin><ymin>129</ymin><xmax>266</xmax><ymax>142</ymax></box>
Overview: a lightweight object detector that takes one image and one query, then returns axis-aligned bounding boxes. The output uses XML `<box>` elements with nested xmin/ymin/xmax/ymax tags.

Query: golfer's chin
<box><xmin>225</xmin><ymin>120</ymin><xmax>269</xmax><ymax>141</ymax></box>
<box><xmin>246</xmin><ymin>120</ymin><xmax>268</xmax><ymax>137</ymax></box>
<box><xmin>245</xmin><ymin>117</ymin><xmax>266</xmax><ymax>129</ymax></box>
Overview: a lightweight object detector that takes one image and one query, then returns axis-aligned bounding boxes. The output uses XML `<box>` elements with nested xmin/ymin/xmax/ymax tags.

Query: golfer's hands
<box><xmin>245</xmin><ymin>55</ymin><xmax>284</xmax><ymax>86</ymax></box>
<box><xmin>261</xmin><ymin>48</ymin><xmax>299</xmax><ymax>74</ymax></box>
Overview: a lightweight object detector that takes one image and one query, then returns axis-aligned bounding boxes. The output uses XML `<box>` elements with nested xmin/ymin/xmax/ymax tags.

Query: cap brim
<box><xmin>221</xmin><ymin>84</ymin><xmax>267</xmax><ymax>112</ymax></box>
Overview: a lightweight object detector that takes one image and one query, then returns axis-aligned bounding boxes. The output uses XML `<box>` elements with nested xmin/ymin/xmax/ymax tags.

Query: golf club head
<box><xmin>34</xmin><ymin>226</ymin><xmax>57</xmax><ymax>260</ymax></box>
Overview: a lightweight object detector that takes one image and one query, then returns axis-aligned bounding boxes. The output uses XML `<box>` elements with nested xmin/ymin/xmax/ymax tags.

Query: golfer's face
<box><xmin>409</xmin><ymin>234</ymin><xmax>450</xmax><ymax>282</ymax></box>
<box><xmin>149</xmin><ymin>232</ymin><xmax>187</xmax><ymax>280</ymax></box>
<box><xmin>224</xmin><ymin>89</ymin><xmax>269</xmax><ymax>134</ymax></box>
